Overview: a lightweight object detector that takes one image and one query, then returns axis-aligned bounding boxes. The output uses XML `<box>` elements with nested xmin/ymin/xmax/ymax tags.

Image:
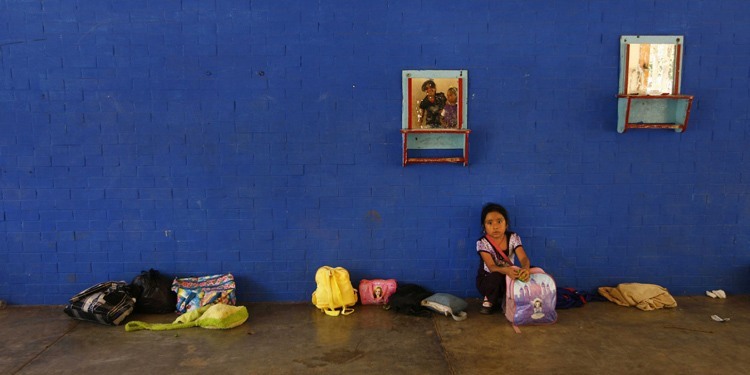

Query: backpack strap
<box><xmin>485</xmin><ymin>234</ymin><xmax>513</xmax><ymax>265</ymax></box>
<box><xmin>327</xmin><ymin>272</ymin><xmax>342</xmax><ymax>316</ymax></box>
<box><xmin>333</xmin><ymin>271</ymin><xmax>355</xmax><ymax>315</ymax></box>
<box><xmin>321</xmin><ymin>270</ymin><xmax>355</xmax><ymax>316</ymax></box>
<box><xmin>450</xmin><ymin>311</ymin><xmax>468</xmax><ymax>321</ymax></box>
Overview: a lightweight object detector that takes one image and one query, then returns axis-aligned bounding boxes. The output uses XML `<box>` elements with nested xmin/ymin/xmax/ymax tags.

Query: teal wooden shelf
<box><xmin>400</xmin><ymin>129</ymin><xmax>471</xmax><ymax>166</ymax></box>
<box><xmin>617</xmin><ymin>94</ymin><xmax>694</xmax><ymax>133</ymax></box>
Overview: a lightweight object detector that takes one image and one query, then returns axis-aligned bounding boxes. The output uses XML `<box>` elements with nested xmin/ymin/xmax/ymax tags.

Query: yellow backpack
<box><xmin>312</xmin><ymin>266</ymin><xmax>358</xmax><ymax>316</ymax></box>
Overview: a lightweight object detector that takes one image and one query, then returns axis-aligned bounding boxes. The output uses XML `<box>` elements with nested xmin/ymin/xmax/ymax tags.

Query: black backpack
<box><xmin>386</xmin><ymin>283</ymin><xmax>433</xmax><ymax>316</ymax></box>
<box><xmin>130</xmin><ymin>269</ymin><xmax>177</xmax><ymax>314</ymax></box>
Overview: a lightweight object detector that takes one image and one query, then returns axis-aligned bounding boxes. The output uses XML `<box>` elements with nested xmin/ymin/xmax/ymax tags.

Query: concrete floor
<box><xmin>1</xmin><ymin>296</ymin><xmax>748</xmax><ymax>375</ymax></box>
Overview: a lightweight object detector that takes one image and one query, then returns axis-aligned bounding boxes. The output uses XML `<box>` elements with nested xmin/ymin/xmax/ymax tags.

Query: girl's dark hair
<box><xmin>481</xmin><ymin>203</ymin><xmax>510</xmax><ymax>227</ymax></box>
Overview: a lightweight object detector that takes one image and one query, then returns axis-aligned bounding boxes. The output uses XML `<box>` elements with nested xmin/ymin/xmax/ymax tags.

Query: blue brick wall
<box><xmin>2</xmin><ymin>0</ymin><xmax>749</xmax><ymax>304</ymax></box>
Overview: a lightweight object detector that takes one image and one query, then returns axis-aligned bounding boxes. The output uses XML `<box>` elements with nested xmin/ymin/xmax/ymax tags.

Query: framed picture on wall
<box><xmin>402</xmin><ymin>70</ymin><xmax>468</xmax><ymax>130</ymax></box>
<box><xmin>400</xmin><ymin>70</ymin><xmax>470</xmax><ymax>166</ymax></box>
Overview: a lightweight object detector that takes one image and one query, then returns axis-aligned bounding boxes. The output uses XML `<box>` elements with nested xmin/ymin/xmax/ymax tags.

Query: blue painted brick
<box><xmin>2</xmin><ymin>0</ymin><xmax>750</xmax><ymax>304</ymax></box>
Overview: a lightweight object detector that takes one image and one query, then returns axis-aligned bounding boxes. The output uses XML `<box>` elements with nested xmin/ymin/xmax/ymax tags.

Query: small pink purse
<box><xmin>358</xmin><ymin>279</ymin><xmax>397</xmax><ymax>305</ymax></box>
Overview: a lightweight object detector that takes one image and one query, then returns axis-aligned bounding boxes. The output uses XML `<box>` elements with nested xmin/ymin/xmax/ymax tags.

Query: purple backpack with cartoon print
<box><xmin>504</xmin><ymin>267</ymin><xmax>557</xmax><ymax>328</ymax></box>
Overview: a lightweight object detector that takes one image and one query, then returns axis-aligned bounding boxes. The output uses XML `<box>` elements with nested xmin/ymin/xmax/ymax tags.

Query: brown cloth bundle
<box><xmin>598</xmin><ymin>283</ymin><xmax>677</xmax><ymax>311</ymax></box>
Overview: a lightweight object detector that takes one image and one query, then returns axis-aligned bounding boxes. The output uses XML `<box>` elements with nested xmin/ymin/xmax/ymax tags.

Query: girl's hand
<box><xmin>517</xmin><ymin>268</ymin><xmax>530</xmax><ymax>282</ymax></box>
<box><xmin>512</xmin><ymin>268</ymin><xmax>521</xmax><ymax>280</ymax></box>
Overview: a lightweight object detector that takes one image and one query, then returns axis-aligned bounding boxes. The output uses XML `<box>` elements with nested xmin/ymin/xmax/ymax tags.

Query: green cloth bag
<box><xmin>125</xmin><ymin>303</ymin><xmax>248</xmax><ymax>332</ymax></box>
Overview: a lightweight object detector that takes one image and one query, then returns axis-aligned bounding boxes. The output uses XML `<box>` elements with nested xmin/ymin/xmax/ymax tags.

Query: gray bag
<box><xmin>421</xmin><ymin>293</ymin><xmax>468</xmax><ymax>321</ymax></box>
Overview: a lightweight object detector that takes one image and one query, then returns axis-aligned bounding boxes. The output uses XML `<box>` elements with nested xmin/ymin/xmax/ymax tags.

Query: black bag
<box><xmin>130</xmin><ymin>269</ymin><xmax>177</xmax><ymax>314</ymax></box>
<box><xmin>63</xmin><ymin>281</ymin><xmax>136</xmax><ymax>325</ymax></box>
<box><xmin>385</xmin><ymin>283</ymin><xmax>433</xmax><ymax>316</ymax></box>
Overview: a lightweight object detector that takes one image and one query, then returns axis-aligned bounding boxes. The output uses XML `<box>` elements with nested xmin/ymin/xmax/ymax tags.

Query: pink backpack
<box><xmin>504</xmin><ymin>267</ymin><xmax>557</xmax><ymax>330</ymax></box>
<box><xmin>358</xmin><ymin>279</ymin><xmax>397</xmax><ymax>305</ymax></box>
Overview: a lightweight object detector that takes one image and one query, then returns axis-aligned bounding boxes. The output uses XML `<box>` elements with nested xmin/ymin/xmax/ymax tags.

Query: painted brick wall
<box><xmin>1</xmin><ymin>0</ymin><xmax>749</xmax><ymax>304</ymax></box>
